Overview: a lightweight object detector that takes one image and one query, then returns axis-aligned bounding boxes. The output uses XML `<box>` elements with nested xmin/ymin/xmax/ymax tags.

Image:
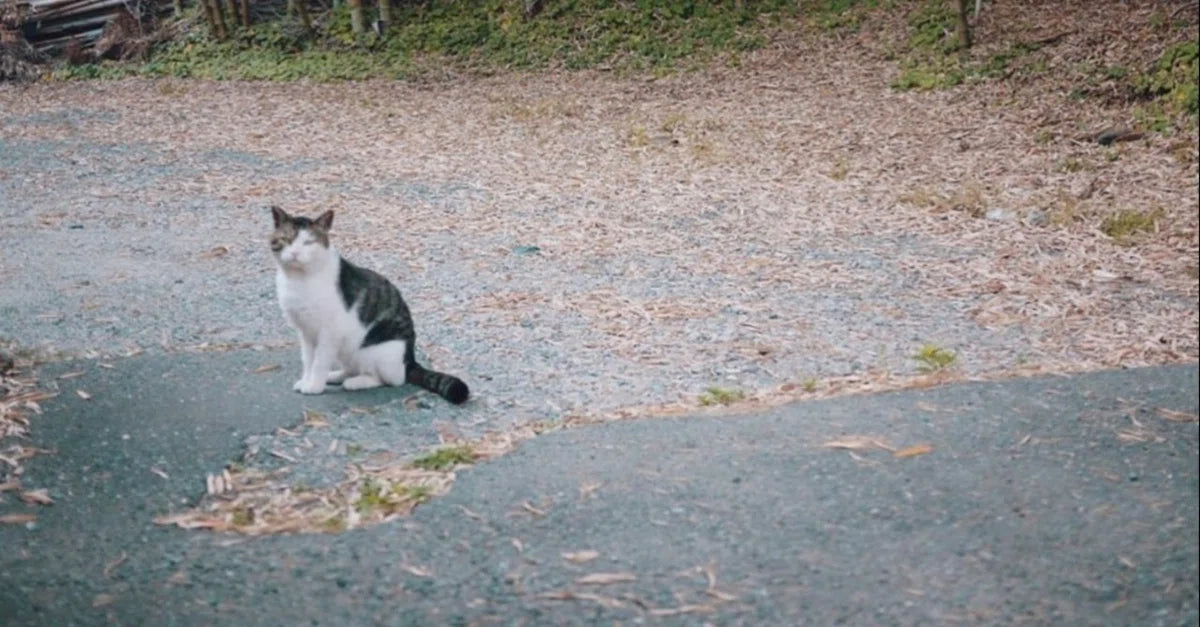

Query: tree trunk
<box><xmin>956</xmin><ymin>0</ymin><xmax>973</xmax><ymax>49</ymax></box>
<box><xmin>347</xmin><ymin>0</ymin><xmax>365</xmax><ymax>35</ymax></box>
<box><xmin>238</xmin><ymin>0</ymin><xmax>250</xmax><ymax>28</ymax></box>
<box><xmin>224</xmin><ymin>0</ymin><xmax>239</xmax><ymax>30</ymax></box>
<box><xmin>173</xmin><ymin>0</ymin><xmax>183</xmax><ymax>17</ymax></box>
<box><xmin>205</xmin><ymin>0</ymin><xmax>227</xmax><ymax>40</ymax></box>
<box><xmin>378</xmin><ymin>0</ymin><xmax>392</xmax><ymax>33</ymax></box>
<box><xmin>295</xmin><ymin>0</ymin><xmax>312</xmax><ymax>31</ymax></box>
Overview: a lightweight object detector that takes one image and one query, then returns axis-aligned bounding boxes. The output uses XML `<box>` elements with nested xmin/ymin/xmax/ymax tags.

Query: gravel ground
<box><xmin>3</xmin><ymin>69</ymin><xmax>1196</xmax><ymax>426</ymax></box>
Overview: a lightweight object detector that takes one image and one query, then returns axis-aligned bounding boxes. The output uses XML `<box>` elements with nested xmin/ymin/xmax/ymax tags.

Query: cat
<box><xmin>268</xmin><ymin>206</ymin><xmax>469</xmax><ymax>405</ymax></box>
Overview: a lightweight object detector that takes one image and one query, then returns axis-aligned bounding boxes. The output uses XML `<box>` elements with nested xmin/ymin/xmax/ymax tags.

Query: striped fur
<box><xmin>269</xmin><ymin>206</ymin><xmax>469</xmax><ymax>405</ymax></box>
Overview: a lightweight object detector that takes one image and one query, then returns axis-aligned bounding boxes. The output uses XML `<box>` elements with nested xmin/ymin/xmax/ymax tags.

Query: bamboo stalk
<box><xmin>347</xmin><ymin>0</ymin><xmax>364</xmax><ymax>35</ymax></box>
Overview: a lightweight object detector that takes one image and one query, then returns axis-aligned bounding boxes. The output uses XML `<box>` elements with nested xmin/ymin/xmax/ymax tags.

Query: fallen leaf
<box><xmin>576</xmin><ymin>572</ymin><xmax>636</xmax><ymax>585</ymax></box>
<box><xmin>302</xmin><ymin>409</ymin><xmax>328</xmax><ymax>427</ymax></box>
<box><xmin>152</xmin><ymin>514</ymin><xmax>231</xmax><ymax>530</ymax></box>
<box><xmin>57</xmin><ymin>371</ymin><xmax>86</xmax><ymax>380</ymax></box>
<box><xmin>104</xmin><ymin>552</ymin><xmax>127</xmax><ymax>578</ymax></box>
<box><xmin>578</xmin><ymin>482</ymin><xmax>602</xmax><ymax>499</ymax></box>
<box><xmin>1118</xmin><ymin>555</ymin><xmax>1137</xmax><ymax>569</ymax></box>
<box><xmin>269</xmin><ymin>449</ymin><xmax>297</xmax><ymax>463</ymax></box>
<box><xmin>150</xmin><ymin>467</ymin><xmax>169</xmax><ymax>480</ymax></box>
<box><xmin>401</xmin><ymin>563</ymin><xmax>433</xmax><ymax>578</ymax></box>
<box><xmin>521</xmin><ymin>501</ymin><xmax>547</xmax><ymax>517</ymax></box>
<box><xmin>92</xmin><ymin>594</ymin><xmax>115</xmax><ymax>608</ymax></box>
<box><xmin>76</xmin><ymin>389</ymin><xmax>92</xmax><ymax>400</ymax></box>
<box><xmin>0</xmin><ymin>513</ymin><xmax>35</xmax><ymax>524</ymax></box>
<box><xmin>0</xmin><ymin>480</ymin><xmax>20</xmax><ymax>492</ymax></box>
<box><xmin>821</xmin><ymin>436</ymin><xmax>894</xmax><ymax>452</ymax></box>
<box><xmin>1156</xmin><ymin>408</ymin><xmax>1198</xmax><ymax>423</ymax></box>
<box><xmin>200</xmin><ymin>245</ymin><xmax>230</xmax><ymax>259</ymax></box>
<box><xmin>252</xmin><ymin>363</ymin><xmax>281</xmax><ymax>374</ymax></box>
<box><xmin>562</xmin><ymin>550</ymin><xmax>600</xmax><ymax>564</ymax></box>
<box><xmin>536</xmin><ymin>590</ymin><xmax>625</xmax><ymax>609</ymax></box>
<box><xmin>19</xmin><ymin>489</ymin><xmax>53</xmax><ymax>505</ymax></box>
<box><xmin>511</xmin><ymin>538</ymin><xmax>524</xmax><ymax>553</ymax></box>
<box><xmin>650</xmin><ymin>604</ymin><xmax>715</xmax><ymax>616</ymax></box>
<box><xmin>167</xmin><ymin>570</ymin><xmax>189</xmax><ymax>585</ymax></box>
<box><xmin>894</xmin><ymin>444</ymin><xmax>934</xmax><ymax>459</ymax></box>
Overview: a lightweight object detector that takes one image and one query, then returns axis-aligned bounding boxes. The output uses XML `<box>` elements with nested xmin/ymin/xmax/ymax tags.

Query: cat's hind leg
<box><xmin>342</xmin><ymin>374</ymin><xmax>382</xmax><ymax>390</ymax></box>
<box><xmin>373</xmin><ymin>341</ymin><xmax>409</xmax><ymax>388</ymax></box>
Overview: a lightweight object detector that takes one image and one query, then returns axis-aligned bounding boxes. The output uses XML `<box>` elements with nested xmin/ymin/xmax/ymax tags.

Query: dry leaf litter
<box><xmin>1</xmin><ymin>1</ymin><xmax>1195</xmax><ymax>534</ymax></box>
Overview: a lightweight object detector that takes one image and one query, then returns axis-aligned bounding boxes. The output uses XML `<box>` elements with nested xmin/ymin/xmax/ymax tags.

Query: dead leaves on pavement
<box><xmin>821</xmin><ymin>435</ymin><xmax>934</xmax><ymax>459</ymax></box>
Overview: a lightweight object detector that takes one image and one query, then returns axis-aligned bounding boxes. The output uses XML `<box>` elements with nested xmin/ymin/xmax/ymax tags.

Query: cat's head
<box><xmin>269</xmin><ymin>206</ymin><xmax>334</xmax><ymax>270</ymax></box>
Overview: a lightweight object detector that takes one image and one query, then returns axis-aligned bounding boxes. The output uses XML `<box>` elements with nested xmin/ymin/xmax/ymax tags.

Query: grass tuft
<box><xmin>410</xmin><ymin>445</ymin><xmax>477</xmax><ymax>470</ymax></box>
<box><xmin>1100</xmin><ymin>209</ymin><xmax>1162</xmax><ymax>243</ymax></box>
<box><xmin>698</xmin><ymin>386</ymin><xmax>746</xmax><ymax>406</ymax></box>
<box><xmin>913</xmin><ymin>343</ymin><xmax>957</xmax><ymax>373</ymax></box>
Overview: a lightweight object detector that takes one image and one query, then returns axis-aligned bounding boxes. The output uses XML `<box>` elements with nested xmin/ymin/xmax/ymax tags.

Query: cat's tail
<box><xmin>407</xmin><ymin>362</ymin><xmax>470</xmax><ymax>405</ymax></box>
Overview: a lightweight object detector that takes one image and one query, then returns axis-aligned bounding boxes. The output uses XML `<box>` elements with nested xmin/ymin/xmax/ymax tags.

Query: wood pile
<box><xmin>2</xmin><ymin>0</ymin><xmax>172</xmax><ymax>56</ymax></box>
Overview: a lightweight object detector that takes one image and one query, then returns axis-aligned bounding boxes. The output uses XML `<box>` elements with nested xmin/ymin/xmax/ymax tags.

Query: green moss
<box><xmin>410</xmin><ymin>445</ymin><xmax>476</xmax><ymax>471</ymax></box>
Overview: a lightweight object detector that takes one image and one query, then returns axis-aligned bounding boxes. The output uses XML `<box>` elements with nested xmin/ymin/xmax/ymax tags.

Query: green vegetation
<box><xmin>1100</xmin><ymin>208</ymin><xmax>1162</xmax><ymax>243</ymax></box>
<box><xmin>353</xmin><ymin>478</ymin><xmax>433</xmax><ymax>515</ymax></box>
<box><xmin>1135</xmin><ymin>41</ymin><xmax>1198</xmax><ymax>116</ymax></box>
<box><xmin>913</xmin><ymin>343</ymin><xmax>956</xmax><ymax>373</ymax></box>
<box><xmin>321</xmin><ymin>514</ymin><xmax>347</xmax><ymax>532</ymax></box>
<box><xmin>230</xmin><ymin>506</ymin><xmax>254</xmax><ymax>527</ymax></box>
<box><xmin>811</xmin><ymin>0</ymin><xmax>881</xmax><ymax>32</ymax></box>
<box><xmin>906</xmin><ymin>0</ymin><xmax>958</xmax><ymax>52</ymax></box>
<box><xmin>698</xmin><ymin>386</ymin><xmax>746</xmax><ymax>406</ymax></box>
<box><xmin>59</xmin><ymin>1</ymin><xmax>802</xmax><ymax>81</ymax></box>
<box><xmin>410</xmin><ymin>445</ymin><xmax>477</xmax><ymax>470</ymax></box>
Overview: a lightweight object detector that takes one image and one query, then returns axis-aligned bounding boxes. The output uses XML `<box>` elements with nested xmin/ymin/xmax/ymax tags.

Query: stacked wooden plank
<box><xmin>12</xmin><ymin>0</ymin><xmax>172</xmax><ymax>54</ymax></box>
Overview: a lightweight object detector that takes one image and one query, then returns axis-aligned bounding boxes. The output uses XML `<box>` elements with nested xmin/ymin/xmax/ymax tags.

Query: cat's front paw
<box><xmin>293</xmin><ymin>378</ymin><xmax>326</xmax><ymax>394</ymax></box>
<box><xmin>296</xmin><ymin>380</ymin><xmax>327</xmax><ymax>395</ymax></box>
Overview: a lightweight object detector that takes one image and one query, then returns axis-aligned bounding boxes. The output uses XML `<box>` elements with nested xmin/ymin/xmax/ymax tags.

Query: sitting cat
<box><xmin>268</xmin><ymin>206</ymin><xmax>469</xmax><ymax>404</ymax></box>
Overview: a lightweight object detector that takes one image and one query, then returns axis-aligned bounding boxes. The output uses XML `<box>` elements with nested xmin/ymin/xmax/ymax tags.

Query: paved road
<box><xmin>1</xmin><ymin>353</ymin><xmax>1197</xmax><ymax>626</ymax></box>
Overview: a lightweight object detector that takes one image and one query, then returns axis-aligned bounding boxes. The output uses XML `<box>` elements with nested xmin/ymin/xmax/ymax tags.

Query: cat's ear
<box><xmin>270</xmin><ymin>206</ymin><xmax>289</xmax><ymax>228</ymax></box>
<box><xmin>314</xmin><ymin>210</ymin><xmax>334</xmax><ymax>231</ymax></box>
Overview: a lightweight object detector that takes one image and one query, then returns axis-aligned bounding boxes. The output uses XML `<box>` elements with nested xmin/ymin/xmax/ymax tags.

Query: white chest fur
<box><xmin>276</xmin><ymin>258</ymin><xmax>365</xmax><ymax>346</ymax></box>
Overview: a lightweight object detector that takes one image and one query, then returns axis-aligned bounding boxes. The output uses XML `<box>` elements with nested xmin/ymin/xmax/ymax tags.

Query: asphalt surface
<box><xmin>1</xmin><ymin>353</ymin><xmax>1196</xmax><ymax>626</ymax></box>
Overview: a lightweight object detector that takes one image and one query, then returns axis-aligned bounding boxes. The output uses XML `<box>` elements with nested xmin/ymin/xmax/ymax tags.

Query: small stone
<box><xmin>512</xmin><ymin>245</ymin><xmax>541</xmax><ymax>256</ymax></box>
<box><xmin>985</xmin><ymin>208</ymin><xmax>1016</xmax><ymax>222</ymax></box>
<box><xmin>1024</xmin><ymin>209</ymin><xmax>1049</xmax><ymax>228</ymax></box>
